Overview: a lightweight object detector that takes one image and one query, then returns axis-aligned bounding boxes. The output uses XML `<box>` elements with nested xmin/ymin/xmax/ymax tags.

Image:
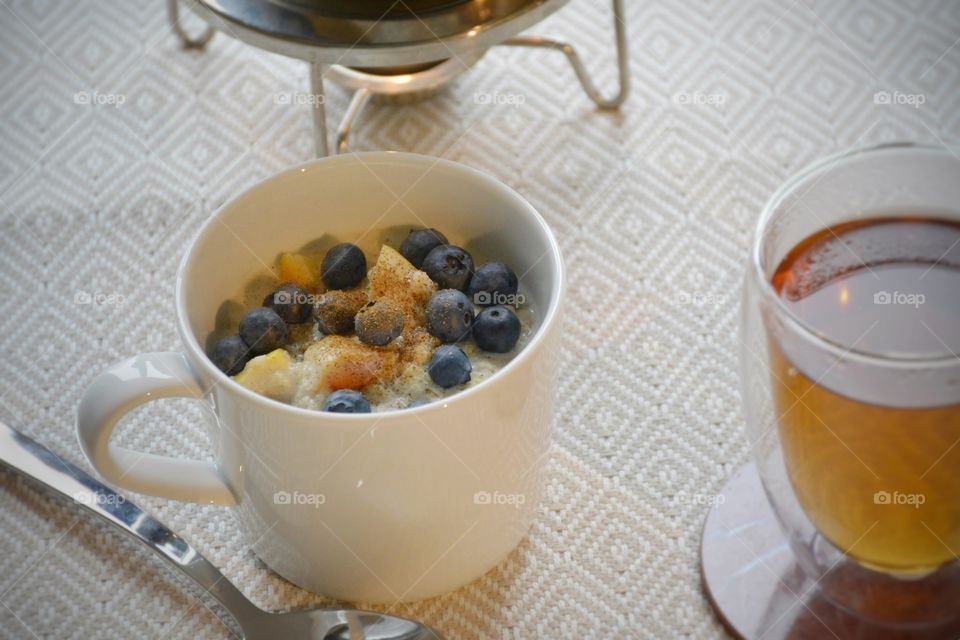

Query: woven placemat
<box><xmin>1</xmin><ymin>0</ymin><xmax>957</xmax><ymax>637</ymax></box>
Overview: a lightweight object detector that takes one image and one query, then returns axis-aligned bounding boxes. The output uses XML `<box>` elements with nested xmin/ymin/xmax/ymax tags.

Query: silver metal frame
<box><xmin>169</xmin><ymin>0</ymin><xmax>629</xmax><ymax>156</ymax></box>
<box><xmin>501</xmin><ymin>0</ymin><xmax>628</xmax><ymax>110</ymax></box>
<box><xmin>167</xmin><ymin>0</ymin><xmax>215</xmax><ymax>49</ymax></box>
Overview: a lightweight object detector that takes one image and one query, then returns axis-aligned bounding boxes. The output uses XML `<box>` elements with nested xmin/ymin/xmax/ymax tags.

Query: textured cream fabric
<box><xmin>0</xmin><ymin>0</ymin><xmax>958</xmax><ymax>638</ymax></box>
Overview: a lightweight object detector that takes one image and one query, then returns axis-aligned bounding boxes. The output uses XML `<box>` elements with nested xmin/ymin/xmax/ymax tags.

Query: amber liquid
<box><xmin>771</xmin><ymin>216</ymin><xmax>960</xmax><ymax>574</ymax></box>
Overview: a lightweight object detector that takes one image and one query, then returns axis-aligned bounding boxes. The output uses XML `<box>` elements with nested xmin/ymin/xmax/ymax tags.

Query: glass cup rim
<box><xmin>750</xmin><ymin>141</ymin><xmax>960</xmax><ymax>368</ymax></box>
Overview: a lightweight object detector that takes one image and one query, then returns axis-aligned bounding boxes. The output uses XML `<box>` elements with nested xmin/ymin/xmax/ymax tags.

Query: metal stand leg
<box><xmin>310</xmin><ymin>62</ymin><xmax>330</xmax><ymax>157</ymax></box>
<box><xmin>167</xmin><ymin>0</ymin><xmax>215</xmax><ymax>50</ymax></box>
<box><xmin>299</xmin><ymin>0</ymin><xmax>627</xmax><ymax>155</ymax></box>
<box><xmin>500</xmin><ymin>0</ymin><xmax>629</xmax><ymax>109</ymax></box>
<box><xmin>337</xmin><ymin>89</ymin><xmax>372</xmax><ymax>154</ymax></box>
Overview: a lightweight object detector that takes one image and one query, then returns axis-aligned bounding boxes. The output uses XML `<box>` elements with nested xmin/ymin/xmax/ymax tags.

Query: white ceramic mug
<box><xmin>76</xmin><ymin>152</ymin><xmax>564</xmax><ymax>603</ymax></box>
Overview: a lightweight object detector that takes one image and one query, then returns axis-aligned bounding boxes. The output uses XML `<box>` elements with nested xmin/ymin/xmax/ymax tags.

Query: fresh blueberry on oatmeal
<box><xmin>209</xmin><ymin>335</ymin><xmax>251</xmax><ymax>376</ymax></box>
<box><xmin>264</xmin><ymin>283</ymin><xmax>312</xmax><ymax>324</ymax></box>
<box><xmin>321</xmin><ymin>243</ymin><xmax>366</xmax><ymax>290</ymax></box>
<box><xmin>400</xmin><ymin>228</ymin><xmax>448</xmax><ymax>268</ymax></box>
<box><xmin>428</xmin><ymin>345</ymin><xmax>472</xmax><ymax>388</ymax></box>
<box><xmin>314</xmin><ymin>289</ymin><xmax>367</xmax><ymax>335</ymax></box>
<box><xmin>355</xmin><ymin>299</ymin><xmax>405</xmax><ymax>346</ymax></box>
<box><xmin>426</xmin><ymin>289</ymin><xmax>474</xmax><ymax>343</ymax></box>
<box><xmin>422</xmin><ymin>245</ymin><xmax>474</xmax><ymax>291</ymax></box>
<box><xmin>473</xmin><ymin>306</ymin><xmax>521</xmax><ymax>353</ymax></box>
<box><xmin>239</xmin><ymin>307</ymin><xmax>288</xmax><ymax>355</ymax></box>
<box><xmin>467</xmin><ymin>262</ymin><xmax>518</xmax><ymax>305</ymax></box>
<box><xmin>212</xmin><ymin>230</ymin><xmax>532</xmax><ymax>412</ymax></box>
<box><xmin>323</xmin><ymin>389</ymin><xmax>371</xmax><ymax>413</ymax></box>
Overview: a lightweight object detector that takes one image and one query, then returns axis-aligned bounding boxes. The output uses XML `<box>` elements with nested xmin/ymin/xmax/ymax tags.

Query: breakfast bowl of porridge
<box><xmin>77</xmin><ymin>152</ymin><xmax>564</xmax><ymax>602</ymax></box>
<box><xmin>210</xmin><ymin>226</ymin><xmax>535</xmax><ymax>414</ymax></box>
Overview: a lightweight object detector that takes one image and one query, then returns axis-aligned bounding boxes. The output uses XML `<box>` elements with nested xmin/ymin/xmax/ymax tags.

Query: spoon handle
<box><xmin>0</xmin><ymin>419</ymin><xmax>263</xmax><ymax>629</ymax></box>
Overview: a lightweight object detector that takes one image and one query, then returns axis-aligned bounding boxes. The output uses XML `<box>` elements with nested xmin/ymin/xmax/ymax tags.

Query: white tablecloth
<box><xmin>1</xmin><ymin>0</ymin><xmax>958</xmax><ymax>638</ymax></box>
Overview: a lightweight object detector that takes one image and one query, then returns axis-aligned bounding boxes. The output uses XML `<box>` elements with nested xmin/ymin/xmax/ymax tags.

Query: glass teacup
<box><xmin>740</xmin><ymin>142</ymin><xmax>960</xmax><ymax>625</ymax></box>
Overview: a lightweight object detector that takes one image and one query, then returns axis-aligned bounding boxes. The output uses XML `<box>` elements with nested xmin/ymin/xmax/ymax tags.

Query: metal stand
<box><xmin>169</xmin><ymin>0</ymin><xmax>629</xmax><ymax>156</ymax></box>
<box><xmin>337</xmin><ymin>89</ymin><xmax>372</xmax><ymax>155</ymax></box>
<box><xmin>330</xmin><ymin>0</ymin><xmax>628</xmax><ymax>154</ymax></box>
<box><xmin>309</xmin><ymin>63</ymin><xmax>329</xmax><ymax>158</ymax></box>
<box><xmin>501</xmin><ymin>0</ymin><xmax>628</xmax><ymax>109</ymax></box>
<box><xmin>167</xmin><ymin>0</ymin><xmax>215</xmax><ymax>49</ymax></box>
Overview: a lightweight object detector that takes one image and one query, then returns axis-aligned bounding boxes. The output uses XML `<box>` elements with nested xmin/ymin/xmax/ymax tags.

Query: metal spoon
<box><xmin>0</xmin><ymin>420</ymin><xmax>442</xmax><ymax>640</ymax></box>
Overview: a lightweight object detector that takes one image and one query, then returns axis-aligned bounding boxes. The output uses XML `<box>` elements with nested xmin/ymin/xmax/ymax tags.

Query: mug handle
<box><xmin>76</xmin><ymin>352</ymin><xmax>236</xmax><ymax>505</ymax></box>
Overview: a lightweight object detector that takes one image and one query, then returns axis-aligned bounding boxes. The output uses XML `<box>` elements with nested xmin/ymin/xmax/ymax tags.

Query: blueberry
<box><xmin>407</xmin><ymin>399</ymin><xmax>430</xmax><ymax>409</ymax></box>
<box><xmin>209</xmin><ymin>335</ymin><xmax>252</xmax><ymax>376</ymax></box>
<box><xmin>355</xmin><ymin>299</ymin><xmax>405</xmax><ymax>346</ymax></box>
<box><xmin>425</xmin><ymin>289</ymin><xmax>474</xmax><ymax>343</ymax></box>
<box><xmin>239</xmin><ymin>307</ymin><xmax>288</xmax><ymax>355</ymax></box>
<box><xmin>321</xmin><ymin>243</ymin><xmax>366</xmax><ymax>290</ymax></box>
<box><xmin>428</xmin><ymin>345</ymin><xmax>472</xmax><ymax>388</ymax></box>
<box><xmin>422</xmin><ymin>245</ymin><xmax>474</xmax><ymax>291</ymax></box>
<box><xmin>400</xmin><ymin>228</ymin><xmax>448</xmax><ymax>268</ymax></box>
<box><xmin>322</xmin><ymin>389</ymin><xmax>371</xmax><ymax>413</ymax></box>
<box><xmin>473</xmin><ymin>306</ymin><xmax>521</xmax><ymax>353</ymax></box>
<box><xmin>263</xmin><ymin>283</ymin><xmax>312</xmax><ymax>324</ymax></box>
<box><xmin>467</xmin><ymin>262</ymin><xmax>518</xmax><ymax>306</ymax></box>
<box><xmin>315</xmin><ymin>290</ymin><xmax>365</xmax><ymax>335</ymax></box>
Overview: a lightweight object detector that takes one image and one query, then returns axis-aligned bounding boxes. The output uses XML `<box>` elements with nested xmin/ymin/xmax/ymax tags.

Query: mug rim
<box><xmin>175</xmin><ymin>151</ymin><xmax>565</xmax><ymax>420</ymax></box>
<box><xmin>750</xmin><ymin>141</ymin><xmax>959</xmax><ymax>368</ymax></box>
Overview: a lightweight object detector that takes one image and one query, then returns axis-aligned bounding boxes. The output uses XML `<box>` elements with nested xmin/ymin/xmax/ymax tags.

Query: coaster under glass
<box><xmin>701</xmin><ymin>463</ymin><xmax>960</xmax><ymax>639</ymax></box>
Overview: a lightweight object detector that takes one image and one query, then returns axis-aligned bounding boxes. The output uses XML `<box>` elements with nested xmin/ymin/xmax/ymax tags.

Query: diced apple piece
<box><xmin>278</xmin><ymin>252</ymin><xmax>319</xmax><ymax>291</ymax></box>
<box><xmin>367</xmin><ymin>245</ymin><xmax>436</xmax><ymax>326</ymax></box>
<box><xmin>234</xmin><ymin>349</ymin><xmax>296</xmax><ymax>402</ymax></box>
<box><xmin>301</xmin><ymin>335</ymin><xmax>399</xmax><ymax>392</ymax></box>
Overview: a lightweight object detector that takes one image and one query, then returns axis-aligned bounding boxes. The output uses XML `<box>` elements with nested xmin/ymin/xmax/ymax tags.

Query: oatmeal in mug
<box><xmin>207</xmin><ymin>228</ymin><xmax>534</xmax><ymax>412</ymax></box>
